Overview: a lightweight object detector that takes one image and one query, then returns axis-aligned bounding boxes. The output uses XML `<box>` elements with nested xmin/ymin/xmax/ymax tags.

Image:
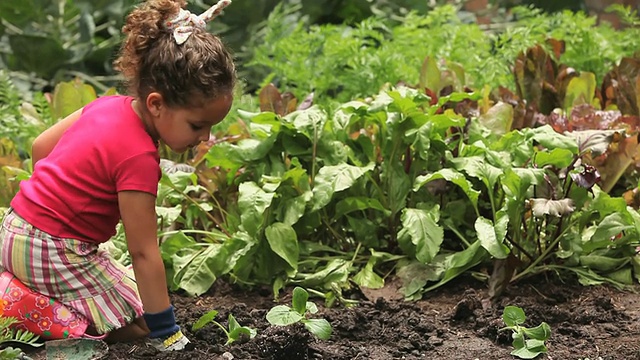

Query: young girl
<box><xmin>0</xmin><ymin>0</ymin><xmax>235</xmax><ymax>351</ymax></box>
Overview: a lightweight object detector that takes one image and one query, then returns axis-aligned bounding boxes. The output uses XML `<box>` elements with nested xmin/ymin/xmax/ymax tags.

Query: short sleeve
<box><xmin>113</xmin><ymin>151</ymin><xmax>161</xmax><ymax>195</ymax></box>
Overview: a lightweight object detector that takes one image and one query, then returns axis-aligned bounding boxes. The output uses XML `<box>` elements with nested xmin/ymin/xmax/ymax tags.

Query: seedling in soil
<box><xmin>501</xmin><ymin>306</ymin><xmax>551</xmax><ymax>359</ymax></box>
<box><xmin>0</xmin><ymin>347</ymin><xmax>31</xmax><ymax>360</ymax></box>
<box><xmin>266</xmin><ymin>287</ymin><xmax>333</xmax><ymax>340</ymax></box>
<box><xmin>191</xmin><ymin>310</ymin><xmax>257</xmax><ymax>345</ymax></box>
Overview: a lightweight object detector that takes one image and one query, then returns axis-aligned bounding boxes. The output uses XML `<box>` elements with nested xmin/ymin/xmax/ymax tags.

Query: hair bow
<box><xmin>164</xmin><ymin>0</ymin><xmax>231</xmax><ymax>45</ymax></box>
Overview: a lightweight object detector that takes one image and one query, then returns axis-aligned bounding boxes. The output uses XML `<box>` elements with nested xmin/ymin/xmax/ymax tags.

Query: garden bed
<box><xmin>30</xmin><ymin>275</ymin><xmax>640</xmax><ymax>360</ymax></box>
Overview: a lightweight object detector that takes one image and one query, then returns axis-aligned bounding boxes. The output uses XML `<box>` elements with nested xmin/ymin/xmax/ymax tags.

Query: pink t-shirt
<box><xmin>11</xmin><ymin>95</ymin><xmax>161</xmax><ymax>243</ymax></box>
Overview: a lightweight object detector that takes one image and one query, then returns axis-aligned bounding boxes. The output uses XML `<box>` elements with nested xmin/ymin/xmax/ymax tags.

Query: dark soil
<box><xmin>30</xmin><ymin>274</ymin><xmax>640</xmax><ymax>359</ymax></box>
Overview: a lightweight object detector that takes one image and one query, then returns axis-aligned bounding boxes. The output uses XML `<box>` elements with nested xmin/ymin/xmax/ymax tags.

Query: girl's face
<box><xmin>146</xmin><ymin>93</ymin><xmax>233</xmax><ymax>153</ymax></box>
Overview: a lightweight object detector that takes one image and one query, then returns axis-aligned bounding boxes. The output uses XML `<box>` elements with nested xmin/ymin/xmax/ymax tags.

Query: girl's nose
<box><xmin>199</xmin><ymin>132</ymin><xmax>212</xmax><ymax>142</ymax></box>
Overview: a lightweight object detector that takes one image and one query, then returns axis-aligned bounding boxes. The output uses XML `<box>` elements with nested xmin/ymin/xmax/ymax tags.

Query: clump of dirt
<box><xmin>26</xmin><ymin>274</ymin><xmax>640</xmax><ymax>359</ymax></box>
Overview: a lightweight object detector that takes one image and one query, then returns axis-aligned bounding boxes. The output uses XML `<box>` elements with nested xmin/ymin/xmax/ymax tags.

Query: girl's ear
<box><xmin>145</xmin><ymin>92</ymin><xmax>165</xmax><ymax>117</ymax></box>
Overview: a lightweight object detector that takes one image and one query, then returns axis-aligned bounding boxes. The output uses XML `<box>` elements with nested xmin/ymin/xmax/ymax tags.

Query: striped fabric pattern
<box><xmin>0</xmin><ymin>210</ymin><xmax>143</xmax><ymax>334</ymax></box>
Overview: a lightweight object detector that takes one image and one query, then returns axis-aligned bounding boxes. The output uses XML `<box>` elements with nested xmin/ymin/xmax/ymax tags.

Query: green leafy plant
<box><xmin>154</xmin><ymin>79</ymin><xmax>640</xmax><ymax>303</ymax></box>
<box><xmin>191</xmin><ymin>310</ymin><xmax>257</xmax><ymax>345</ymax></box>
<box><xmin>266</xmin><ymin>287</ymin><xmax>332</xmax><ymax>340</ymax></box>
<box><xmin>0</xmin><ymin>347</ymin><xmax>31</xmax><ymax>360</ymax></box>
<box><xmin>0</xmin><ymin>0</ymin><xmax>136</xmax><ymax>90</ymax></box>
<box><xmin>247</xmin><ymin>4</ymin><xmax>640</xmax><ymax>105</ymax></box>
<box><xmin>501</xmin><ymin>306</ymin><xmax>551</xmax><ymax>359</ymax></box>
<box><xmin>0</xmin><ymin>316</ymin><xmax>42</xmax><ymax>349</ymax></box>
<box><xmin>0</xmin><ymin>73</ymin><xmax>102</xmax><ymax>207</ymax></box>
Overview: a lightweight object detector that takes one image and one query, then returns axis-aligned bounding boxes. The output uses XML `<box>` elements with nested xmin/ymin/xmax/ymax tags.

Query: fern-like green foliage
<box><xmin>502</xmin><ymin>6</ymin><xmax>640</xmax><ymax>85</ymax></box>
<box><xmin>0</xmin><ymin>71</ymin><xmax>55</xmax><ymax>158</ymax></box>
<box><xmin>0</xmin><ymin>72</ymin><xmax>33</xmax><ymax>157</ymax></box>
<box><xmin>0</xmin><ymin>316</ymin><xmax>41</xmax><ymax>348</ymax></box>
<box><xmin>0</xmin><ymin>72</ymin><xmax>22</xmax><ymax>119</ymax></box>
<box><xmin>247</xmin><ymin>4</ymin><xmax>640</xmax><ymax>104</ymax></box>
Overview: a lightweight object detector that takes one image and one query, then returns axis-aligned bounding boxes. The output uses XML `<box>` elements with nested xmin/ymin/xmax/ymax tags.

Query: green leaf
<box><xmin>175</xmin><ymin>232</ymin><xmax>254</xmax><ymax>295</ymax></box>
<box><xmin>266</xmin><ymin>305</ymin><xmax>303</xmax><ymax>326</ymax></box>
<box><xmin>449</xmin><ymin>156</ymin><xmax>502</xmax><ymax>191</ymax></box>
<box><xmin>478</xmin><ymin>101</ymin><xmax>513</xmax><ymax>135</ymax></box>
<box><xmin>156</xmin><ymin>205</ymin><xmax>182</xmax><ymax>226</ymax></box>
<box><xmin>533</xmin><ymin>148</ymin><xmax>575</xmax><ymax>168</ymax></box>
<box><xmin>511</xmin><ymin>338</ymin><xmax>548</xmax><ymax>359</ymax></box>
<box><xmin>250</xmin><ymin>112</ymin><xmax>282</xmax><ymax>133</ymax></box>
<box><xmin>419</xmin><ymin>56</ymin><xmax>441</xmax><ymax>92</ymax></box>
<box><xmin>175</xmin><ymin>245</ymin><xmax>222</xmax><ymax>296</ymax></box>
<box><xmin>527</xmin><ymin>125</ymin><xmax>579</xmax><ymax>153</ymax></box>
<box><xmin>8</xmin><ymin>34</ymin><xmax>69</xmax><ymax>78</ymax></box>
<box><xmin>579</xmin><ymin>254</ymin><xmax>629</xmax><ymax>272</ymax></box>
<box><xmin>51</xmin><ymin>79</ymin><xmax>97</xmax><ymax>120</ymax></box>
<box><xmin>385</xmin><ymin>161</ymin><xmax>412</xmax><ymax>216</ymax></box>
<box><xmin>0</xmin><ymin>347</ymin><xmax>24</xmax><ymax>359</ymax></box>
<box><xmin>287</xmin><ymin>106</ymin><xmax>327</xmax><ymax>139</ymax></box>
<box><xmin>192</xmin><ymin>310</ymin><xmax>219</xmax><ymax>331</ymax></box>
<box><xmin>227</xmin><ymin>326</ymin><xmax>257</xmax><ymax>344</ymax></box>
<box><xmin>238</xmin><ymin>182</ymin><xmax>276</xmax><ymax>237</ymax></box>
<box><xmin>406</xmin><ymin>123</ymin><xmax>432</xmax><ymax>161</ymax></box>
<box><xmin>424</xmin><ymin>241</ymin><xmax>486</xmax><ymax>292</ymax></box>
<box><xmin>474</xmin><ymin>217</ymin><xmax>509</xmax><ymax>259</ymax></box>
<box><xmin>593</xmin><ymin>212</ymin><xmax>634</xmax><ymax>240</ymax></box>
<box><xmin>630</xmin><ymin>206</ymin><xmax>640</xmax><ymax>236</ymax></box>
<box><xmin>413</xmin><ymin>168</ymin><xmax>480</xmax><ymax>210</ymax></box>
<box><xmin>236</xmin><ymin>137</ymin><xmax>278</xmax><ymax>162</ymax></box>
<box><xmin>305</xmin><ymin>301</ymin><xmax>318</xmax><ymax>314</ymax></box>
<box><xmin>398</xmin><ymin>208</ymin><xmax>444</xmax><ymax>264</ymax></box>
<box><xmin>160</xmin><ymin>232</ymin><xmax>197</xmax><ymax>258</ymax></box>
<box><xmin>511</xmin><ymin>331</ymin><xmax>525</xmax><ymax>349</ymax></box>
<box><xmin>511</xmin><ymin>345</ymin><xmax>546</xmax><ymax>359</ymax></box>
<box><xmin>335</xmin><ymin>196</ymin><xmax>390</xmax><ymax>218</ymax></box>
<box><xmin>265</xmin><ymin>223</ymin><xmax>299</xmax><ymax>271</ymax></box>
<box><xmin>292</xmin><ymin>287</ymin><xmax>309</xmax><ymax>315</ymax></box>
<box><xmin>522</xmin><ymin>322</ymin><xmax>551</xmax><ymax>341</ymax></box>
<box><xmin>352</xmin><ymin>257</ymin><xmax>384</xmax><ymax>289</ymax></box>
<box><xmin>564</xmin><ymin>72</ymin><xmax>597</xmax><ymax>110</ymax></box>
<box><xmin>2</xmin><ymin>166</ymin><xmax>31</xmax><ymax>182</ymax></box>
<box><xmin>311</xmin><ymin>163</ymin><xmax>374</xmax><ymax>211</ymax></box>
<box><xmin>296</xmin><ymin>259</ymin><xmax>351</xmax><ymax>288</ymax></box>
<box><xmin>503</xmin><ymin>306</ymin><xmax>526</xmax><ymax>327</ymax></box>
<box><xmin>302</xmin><ymin>318</ymin><xmax>332</xmax><ymax>340</ymax></box>
<box><xmin>204</xmin><ymin>142</ymin><xmax>243</xmax><ymax>175</ymax></box>
<box><xmin>524</xmin><ymin>339</ymin><xmax>548</xmax><ymax>352</ymax></box>
<box><xmin>606</xmin><ymin>267</ymin><xmax>634</xmax><ymax>285</ymax></box>
<box><xmin>228</xmin><ymin>313</ymin><xmax>240</xmax><ymax>332</ymax></box>
<box><xmin>280</xmin><ymin>193</ymin><xmax>310</xmax><ymax>226</ymax></box>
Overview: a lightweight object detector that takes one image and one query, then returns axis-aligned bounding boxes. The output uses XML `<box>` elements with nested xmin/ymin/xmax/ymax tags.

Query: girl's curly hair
<box><xmin>114</xmin><ymin>0</ymin><xmax>236</xmax><ymax>107</ymax></box>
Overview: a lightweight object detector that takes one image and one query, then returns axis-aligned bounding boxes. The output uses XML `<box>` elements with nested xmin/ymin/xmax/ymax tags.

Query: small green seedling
<box><xmin>191</xmin><ymin>310</ymin><xmax>257</xmax><ymax>345</ymax></box>
<box><xmin>266</xmin><ymin>287</ymin><xmax>332</xmax><ymax>340</ymax></box>
<box><xmin>0</xmin><ymin>347</ymin><xmax>31</xmax><ymax>360</ymax></box>
<box><xmin>501</xmin><ymin>306</ymin><xmax>551</xmax><ymax>359</ymax></box>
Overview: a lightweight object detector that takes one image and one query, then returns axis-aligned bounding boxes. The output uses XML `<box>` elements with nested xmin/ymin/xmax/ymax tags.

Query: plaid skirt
<box><xmin>0</xmin><ymin>209</ymin><xmax>143</xmax><ymax>335</ymax></box>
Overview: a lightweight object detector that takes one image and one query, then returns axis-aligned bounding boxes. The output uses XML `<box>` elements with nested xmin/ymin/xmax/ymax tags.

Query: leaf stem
<box><xmin>165</xmin><ymin>180</ymin><xmax>231</xmax><ymax>236</ymax></box>
<box><xmin>511</xmin><ymin>218</ymin><xmax>578</xmax><ymax>282</ymax></box>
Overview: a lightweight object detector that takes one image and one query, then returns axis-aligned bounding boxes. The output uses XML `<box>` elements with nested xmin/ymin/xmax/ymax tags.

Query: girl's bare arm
<box><xmin>118</xmin><ymin>190</ymin><xmax>171</xmax><ymax>313</ymax></box>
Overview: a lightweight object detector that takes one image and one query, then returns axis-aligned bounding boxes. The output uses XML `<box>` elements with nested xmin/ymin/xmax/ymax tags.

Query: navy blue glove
<box><xmin>144</xmin><ymin>305</ymin><xmax>190</xmax><ymax>351</ymax></box>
